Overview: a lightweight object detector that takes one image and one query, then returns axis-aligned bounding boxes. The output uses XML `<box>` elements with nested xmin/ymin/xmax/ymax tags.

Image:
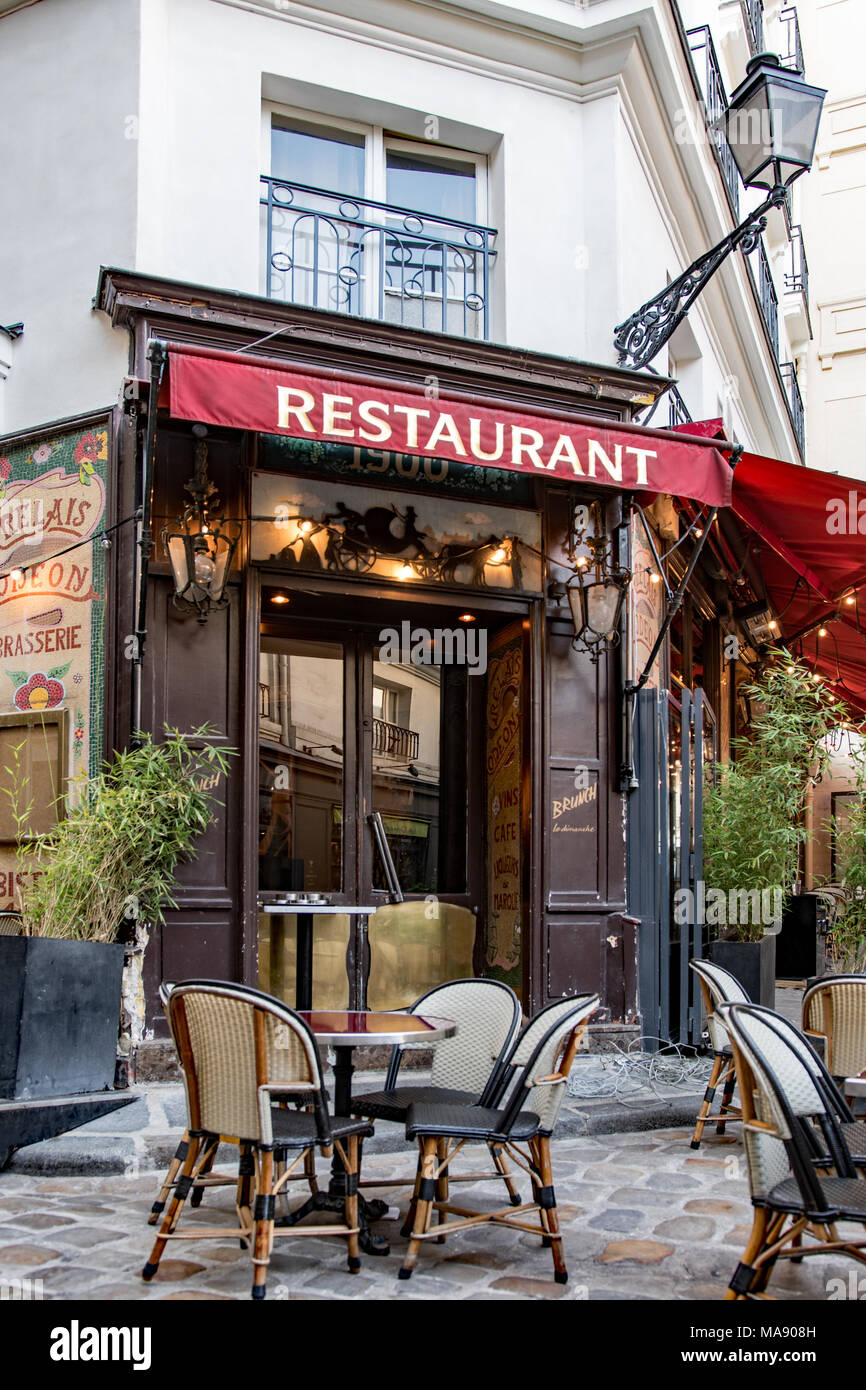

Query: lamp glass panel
<box><xmin>566</xmin><ymin>584</ymin><xmax>586</xmax><ymax>635</ymax></box>
<box><xmin>768</xmin><ymin>84</ymin><xmax>823</xmax><ymax>182</ymax></box>
<box><xmin>586</xmin><ymin>582</ymin><xmax>622</xmax><ymax>637</ymax></box>
<box><xmin>209</xmin><ymin>542</ymin><xmax>232</xmax><ymax>599</ymax></box>
<box><xmin>166</xmin><ymin>535</ymin><xmax>190</xmax><ymax>594</ymax></box>
<box><xmin>724</xmin><ymin>87</ymin><xmax>772</xmax><ymax>187</ymax></box>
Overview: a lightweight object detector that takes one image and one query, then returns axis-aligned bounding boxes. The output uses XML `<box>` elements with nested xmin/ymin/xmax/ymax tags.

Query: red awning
<box><xmin>676</xmin><ymin>421</ymin><xmax>866</xmax><ymax>716</ymax></box>
<box><xmin>159</xmin><ymin>343</ymin><xmax>736</xmax><ymax>508</ymax></box>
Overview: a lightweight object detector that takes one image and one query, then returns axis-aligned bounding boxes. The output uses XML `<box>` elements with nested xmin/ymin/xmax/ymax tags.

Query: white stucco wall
<box><xmin>0</xmin><ymin>0</ymin><xmax>811</xmax><ymax>466</ymax></box>
<box><xmin>0</xmin><ymin>0</ymin><xmax>140</xmax><ymax>433</ymax></box>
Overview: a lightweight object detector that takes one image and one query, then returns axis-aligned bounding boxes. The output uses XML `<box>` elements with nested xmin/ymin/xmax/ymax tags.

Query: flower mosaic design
<box><xmin>0</xmin><ymin>457</ymin><xmax>10</xmax><ymax>502</ymax></box>
<box><xmin>73</xmin><ymin>431</ymin><xmax>108</xmax><ymax>486</ymax></box>
<box><xmin>29</xmin><ymin>441</ymin><xmax>56</xmax><ymax>466</ymax></box>
<box><xmin>7</xmin><ymin>663</ymin><xmax>71</xmax><ymax>711</ymax></box>
<box><xmin>73</xmin><ymin>709</ymin><xmax>85</xmax><ymax>759</ymax></box>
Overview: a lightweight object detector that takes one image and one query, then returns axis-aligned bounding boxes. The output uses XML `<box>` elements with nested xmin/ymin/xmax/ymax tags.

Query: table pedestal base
<box><xmin>276</xmin><ymin>1044</ymin><xmax>392</xmax><ymax>1255</ymax></box>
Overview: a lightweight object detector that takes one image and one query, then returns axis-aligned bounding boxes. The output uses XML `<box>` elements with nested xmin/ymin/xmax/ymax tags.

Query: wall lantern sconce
<box><xmin>565</xmin><ymin>506</ymin><xmax>630</xmax><ymax>663</ymax></box>
<box><xmin>614</xmin><ymin>54</ymin><xmax>825</xmax><ymax>370</ymax></box>
<box><xmin>161</xmin><ymin>425</ymin><xmax>240</xmax><ymax>625</ymax></box>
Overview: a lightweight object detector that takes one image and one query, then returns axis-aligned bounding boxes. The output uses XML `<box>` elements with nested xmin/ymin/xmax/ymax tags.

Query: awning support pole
<box><xmin>130</xmin><ymin>338</ymin><xmax>167</xmax><ymax>746</ymax></box>
<box><xmin>619</xmin><ymin>444</ymin><xmax>742</xmax><ymax>792</ymax></box>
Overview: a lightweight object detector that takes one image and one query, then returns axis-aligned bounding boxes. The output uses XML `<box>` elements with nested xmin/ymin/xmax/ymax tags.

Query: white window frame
<box><xmin>261</xmin><ymin>104</ymin><xmax>489</xmax><ymax>327</ymax></box>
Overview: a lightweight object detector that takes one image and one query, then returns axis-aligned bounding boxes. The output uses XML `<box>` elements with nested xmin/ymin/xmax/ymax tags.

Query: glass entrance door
<box><xmin>256</xmin><ymin>596</ymin><xmax>483</xmax><ymax>1010</ymax></box>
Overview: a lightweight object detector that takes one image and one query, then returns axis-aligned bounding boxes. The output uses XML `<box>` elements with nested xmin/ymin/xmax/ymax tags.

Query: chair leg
<box><xmin>716</xmin><ymin>1065</ymin><xmax>737</xmax><ymax>1136</ymax></box>
<box><xmin>142</xmin><ymin>1134</ymin><xmax>204</xmax><ymax>1280</ymax></box>
<box><xmin>237</xmin><ymin>1143</ymin><xmax>255</xmax><ymax>1248</ymax></box>
<box><xmin>400</xmin><ymin>1149</ymin><xmax>424</xmax><ymax>1239</ymax></box>
<box><xmin>190</xmin><ymin>1136</ymin><xmax>218</xmax><ymax>1207</ymax></box>
<box><xmin>251</xmin><ymin>1148</ymin><xmax>275</xmax><ymax>1301</ymax></box>
<box><xmin>399</xmin><ymin>1137</ymin><xmax>437</xmax><ymax>1281</ymax></box>
<box><xmin>536</xmin><ymin>1136</ymin><xmax>567</xmax><ymax>1284</ymax></box>
<box><xmin>147</xmin><ymin>1131</ymin><xmax>190</xmax><ymax>1226</ymax></box>
<box><xmin>691</xmin><ymin>1053</ymin><xmax>724</xmax><ymax>1149</ymax></box>
<box><xmin>435</xmin><ymin>1139</ymin><xmax>450</xmax><ymax>1243</ymax></box>
<box><xmin>490</xmin><ymin>1143</ymin><xmax>522</xmax><ymax>1206</ymax></box>
<box><xmin>725</xmin><ymin>1207</ymin><xmax>770</xmax><ymax>1300</ymax></box>
<box><xmin>343</xmin><ymin>1135</ymin><xmax>361</xmax><ymax>1274</ymax></box>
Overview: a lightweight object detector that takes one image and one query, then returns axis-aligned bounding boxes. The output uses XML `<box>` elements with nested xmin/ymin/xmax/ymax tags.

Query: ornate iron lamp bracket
<box><xmin>614</xmin><ymin>187</ymin><xmax>788</xmax><ymax>370</ymax></box>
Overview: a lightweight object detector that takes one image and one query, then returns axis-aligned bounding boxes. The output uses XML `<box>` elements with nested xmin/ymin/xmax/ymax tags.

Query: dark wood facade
<box><xmin>98</xmin><ymin>270</ymin><xmax>669</xmax><ymax>1041</ymax></box>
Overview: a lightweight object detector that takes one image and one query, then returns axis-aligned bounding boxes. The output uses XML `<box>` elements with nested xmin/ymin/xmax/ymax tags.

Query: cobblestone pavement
<box><xmin>0</xmin><ymin>1125</ymin><xmax>854</xmax><ymax>1302</ymax></box>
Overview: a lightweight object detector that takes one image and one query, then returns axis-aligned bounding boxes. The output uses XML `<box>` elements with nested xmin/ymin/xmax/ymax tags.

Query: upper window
<box><xmin>261</xmin><ymin>109</ymin><xmax>495</xmax><ymax>339</ymax></box>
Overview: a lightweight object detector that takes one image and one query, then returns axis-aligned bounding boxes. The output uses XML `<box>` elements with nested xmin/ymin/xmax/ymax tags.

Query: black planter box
<box><xmin>0</xmin><ymin>937</ymin><xmax>124</xmax><ymax>1100</ymax></box>
<box><xmin>776</xmin><ymin>894</ymin><xmax>824</xmax><ymax>980</ymax></box>
<box><xmin>707</xmin><ymin>934</ymin><xmax>777</xmax><ymax>1007</ymax></box>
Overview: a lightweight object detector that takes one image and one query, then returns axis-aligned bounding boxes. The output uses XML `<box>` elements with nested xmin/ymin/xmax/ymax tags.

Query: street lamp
<box><xmin>566</xmin><ymin>531</ymin><xmax>630</xmax><ymax>664</ymax></box>
<box><xmin>161</xmin><ymin>425</ymin><xmax>239</xmax><ymax>625</ymax></box>
<box><xmin>615</xmin><ymin>54</ymin><xmax>826</xmax><ymax>370</ymax></box>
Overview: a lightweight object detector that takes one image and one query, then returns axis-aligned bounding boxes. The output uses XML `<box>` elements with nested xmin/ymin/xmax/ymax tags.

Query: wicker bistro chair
<box><xmin>353</xmin><ymin>978</ymin><xmax>523</xmax><ymax>1204</ymax></box>
<box><xmin>689</xmin><ymin>959</ymin><xmax>749</xmax><ymax>1149</ymax></box>
<box><xmin>716</xmin><ymin>1001</ymin><xmax>866</xmax><ymax>1300</ymax></box>
<box><xmin>802</xmin><ymin>975</ymin><xmax>866</xmax><ymax>1083</ymax></box>
<box><xmin>397</xmin><ymin>993</ymin><xmax>599</xmax><ymax>1284</ymax></box>
<box><xmin>148</xmin><ymin>981</ymin><xmax>321</xmax><ymax>1226</ymax></box>
<box><xmin>734</xmin><ymin>1004</ymin><xmax>866</xmax><ymax>1173</ymax></box>
<box><xmin>141</xmin><ymin>982</ymin><xmax>373</xmax><ymax>1299</ymax></box>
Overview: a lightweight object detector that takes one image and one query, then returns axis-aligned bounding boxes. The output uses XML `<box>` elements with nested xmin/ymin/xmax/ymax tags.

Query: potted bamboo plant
<box><xmin>825</xmin><ymin>735</ymin><xmax>866</xmax><ymax>974</ymax></box>
<box><xmin>703</xmin><ymin>656</ymin><xmax>838</xmax><ymax>1003</ymax></box>
<box><xmin>0</xmin><ymin>726</ymin><xmax>234</xmax><ymax>1101</ymax></box>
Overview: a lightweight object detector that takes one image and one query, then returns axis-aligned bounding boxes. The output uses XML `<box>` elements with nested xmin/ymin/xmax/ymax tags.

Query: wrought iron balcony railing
<box><xmin>751</xmin><ymin>239</ymin><xmax>780</xmax><ymax>360</ymax></box>
<box><xmin>687</xmin><ymin>27</ymin><xmax>741</xmax><ymax>216</ymax></box>
<box><xmin>780</xmin><ymin>6</ymin><xmax>804</xmax><ymax>74</ymax></box>
<box><xmin>785</xmin><ymin>225</ymin><xmax>809</xmax><ymax>303</ymax></box>
<box><xmin>261</xmin><ymin>176</ymin><xmax>497</xmax><ymax>340</ymax></box>
<box><xmin>742</xmin><ymin>0</ymin><xmax>765</xmax><ymax>55</ymax></box>
<box><xmin>667</xmin><ymin>385</ymin><xmax>693</xmax><ymax>429</ymax></box>
<box><xmin>372</xmin><ymin>718</ymin><xmax>419</xmax><ymax>761</ymax></box>
<box><xmin>781</xmin><ymin>361</ymin><xmax>805</xmax><ymax>456</ymax></box>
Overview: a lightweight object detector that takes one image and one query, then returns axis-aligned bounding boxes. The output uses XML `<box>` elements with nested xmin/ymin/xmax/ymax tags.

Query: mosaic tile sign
<box><xmin>0</xmin><ymin>422</ymin><xmax>109</xmax><ymax>909</ymax></box>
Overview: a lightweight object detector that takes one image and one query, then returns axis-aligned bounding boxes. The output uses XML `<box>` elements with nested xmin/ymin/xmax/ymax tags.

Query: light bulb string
<box><xmin>0</xmin><ymin>509</ymin><xmax>142</xmax><ymax>582</ymax></box>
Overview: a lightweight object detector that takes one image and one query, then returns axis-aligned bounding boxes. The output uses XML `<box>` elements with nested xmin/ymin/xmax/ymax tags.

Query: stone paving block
<box><xmin>5</xmin><ymin>1212</ymin><xmax>77</xmax><ymax>1230</ymax></box>
<box><xmin>587</xmin><ymin>1207</ymin><xmax>647</xmax><ymax>1233</ymax></box>
<box><xmin>489</xmin><ymin>1275</ymin><xmax>570</xmax><ymax>1298</ymax></box>
<box><xmin>0</xmin><ymin>1242</ymin><xmax>63</xmax><ymax>1267</ymax></box>
<box><xmin>606</xmin><ymin>1186</ymin><xmax>681</xmax><ymax>1208</ymax></box>
<box><xmin>653</xmin><ymin>1216</ymin><xmax>716</xmax><ymax>1242</ymax></box>
<box><xmin>596</xmin><ymin>1239</ymin><xmax>675</xmax><ymax>1265</ymax></box>
<box><xmin>52</xmin><ymin>1225</ymin><xmax>129</xmax><ymax>1249</ymax></box>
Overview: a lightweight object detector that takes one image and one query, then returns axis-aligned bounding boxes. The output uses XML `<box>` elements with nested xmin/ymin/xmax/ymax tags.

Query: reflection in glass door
<box><xmin>257</xmin><ymin>608</ymin><xmax>482</xmax><ymax>1012</ymax></box>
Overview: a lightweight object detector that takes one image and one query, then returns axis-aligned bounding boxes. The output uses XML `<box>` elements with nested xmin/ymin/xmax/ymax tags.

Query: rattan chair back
<box><xmin>392</xmin><ymin>977</ymin><xmax>521</xmax><ymax>1099</ymax></box>
<box><xmin>499</xmin><ymin>994</ymin><xmax>599</xmax><ymax>1134</ymax></box>
<box><xmin>690</xmin><ymin>959</ymin><xmax>750</xmax><ymax>1052</ymax></box>
<box><xmin>802</xmin><ymin>975</ymin><xmax>866</xmax><ymax>1078</ymax></box>
<box><xmin>167</xmin><ymin>982</ymin><xmax>322</xmax><ymax>1146</ymax></box>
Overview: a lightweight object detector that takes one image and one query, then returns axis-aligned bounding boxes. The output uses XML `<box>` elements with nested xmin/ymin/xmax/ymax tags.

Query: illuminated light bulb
<box><xmin>768</xmin><ymin>619</ymin><xmax>778</xmax><ymax>631</ymax></box>
<box><xmin>397</xmin><ymin>563</ymin><xmax>414</xmax><ymax>580</ymax></box>
<box><xmin>270</xmin><ymin>593</ymin><xmax>289</xmax><ymax>605</ymax></box>
<box><xmin>650</xmin><ymin>572</ymin><xmax>661</xmax><ymax>584</ymax></box>
<box><xmin>845</xmin><ymin>595</ymin><xmax>856</xmax><ymax>606</ymax></box>
<box><xmin>694</xmin><ymin>527</ymin><xmax>704</xmax><ymax>538</ymax></box>
<box><xmin>812</xmin><ymin>673</ymin><xmax>821</xmax><ymax>682</ymax></box>
<box><xmin>299</xmin><ymin>520</ymin><xmax>313</xmax><ymax>534</ymax></box>
<box><xmin>200</xmin><ymin>524</ymin><xmax>209</xmax><ymax>536</ymax></box>
<box><xmin>786</xmin><ymin>665</ymin><xmax>795</xmax><ymax>674</ymax></box>
<box><xmin>490</xmin><ymin>546</ymin><xmax>507</xmax><ymax>564</ymax></box>
<box><xmin>9</xmin><ymin>568</ymin><xmax>25</xmax><ymax>582</ymax></box>
<box><xmin>818</xmin><ymin>627</ymin><xmax>828</xmax><ymax>638</ymax></box>
<box><xmin>194</xmin><ymin>551</ymin><xmax>215</xmax><ymax>586</ymax></box>
<box><xmin>458</xmin><ymin>613</ymin><xmax>476</xmax><ymax>623</ymax></box>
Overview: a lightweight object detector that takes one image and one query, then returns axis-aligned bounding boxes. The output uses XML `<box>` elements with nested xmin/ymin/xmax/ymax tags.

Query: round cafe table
<box><xmin>278</xmin><ymin>1010</ymin><xmax>456</xmax><ymax>1256</ymax></box>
